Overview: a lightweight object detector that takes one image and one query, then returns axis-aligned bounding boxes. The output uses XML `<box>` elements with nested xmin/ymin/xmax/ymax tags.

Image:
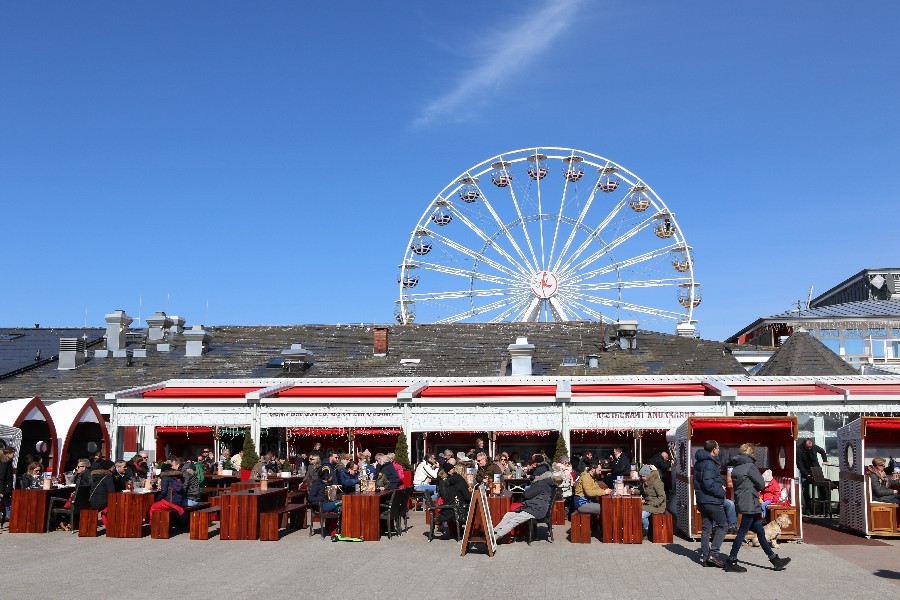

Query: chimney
<box><xmin>58</xmin><ymin>337</ymin><xmax>86</xmax><ymax>370</ymax></box>
<box><xmin>374</xmin><ymin>326</ymin><xmax>389</xmax><ymax>356</ymax></box>
<box><xmin>105</xmin><ymin>310</ymin><xmax>133</xmax><ymax>352</ymax></box>
<box><xmin>587</xmin><ymin>354</ymin><xmax>599</xmax><ymax>369</ymax></box>
<box><xmin>508</xmin><ymin>337</ymin><xmax>535</xmax><ymax>376</ymax></box>
<box><xmin>145</xmin><ymin>312</ymin><xmax>173</xmax><ymax>342</ymax></box>
<box><xmin>168</xmin><ymin>315</ymin><xmax>185</xmax><ymax>335</ymax></box>
<box><xmin>183</xmin><ymin>325</ymin><xmax>211</xmax><ymax>357</ymax></box>
<box><xmin>676</xmin><ymin>322</ymin><xmax>696</xmax><ymax>338</ymax></box>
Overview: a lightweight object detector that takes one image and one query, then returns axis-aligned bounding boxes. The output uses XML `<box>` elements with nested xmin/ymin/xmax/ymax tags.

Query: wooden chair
<box><xmin>77</xmin><ymin>509</ymin><xmax>100</xmax><ymax>537</ymax></box>
<box><xmin>569</xmin><ymin>511</ymin><xmax>595</xmax><ymax>543</ymax></box>
<box><xmin>260</xmin><ymin>503</ymin><xmax>307</xmax><ymax>541</ymax></box>
<box><xmin>151</xmin><ymin>503</ymin><xmax>210</xmax><ymax>539</ymax></box>
<box><xmin>189</xmin><ymin>506</ymin><xmax>221</xmax><ymax>540</ymax></box>
<box><xmin>46</xmin><ymin>485</ymin><xmax>91</xmax><ymax>533</ymax></box>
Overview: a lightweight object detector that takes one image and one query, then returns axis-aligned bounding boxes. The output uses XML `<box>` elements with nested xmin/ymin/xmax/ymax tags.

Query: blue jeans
<box><xmin>724</xmin><ymin>499</ymin><xmax>737</xmax><ymax>528</ymax></box>
<box><xmin>414</xmin><ymin>484</ymin><xmax>438</xmax><ymax>499</ymax></box>
<box><xmin>729</xmin><ymin>513</ymin><xmax>773</xmax><ymax>559</ymax></box>
<box><xmin>761</xmin><ymin>500</ymin><xmax>771</xmax><ymax>517</ymax></box>
<box><xmin>184</xmin><ymin>498</ymin><xmax>200</xmax><ymax>507</ymax></box>
<box><xmin>322</xmin><ymin>500</ymin><xmax>341</xmax><ymax>513</ymax></box>
<box><xmin>641</xmin><ymin>510</ymin><xmax>651</xmax><ymax>533</ymax></box>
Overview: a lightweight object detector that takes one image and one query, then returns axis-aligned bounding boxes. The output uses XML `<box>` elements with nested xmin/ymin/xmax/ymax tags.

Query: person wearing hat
<box><xmin>89</xmin><ymin>459</ymin><xmax>118</xmax><ymax>529</ymax></box>
<box><xmin>759</xmin><ymin>469</ymin><xmax>781</xmax><ymax>517</ymax></box>
<box><xmin>726</xmin><ymin>444</ymin><xmax>790</xmax><ymax>572</ymax></box>
<box><xmin>869</xmin><ymin>457</ymin><xmax>900</xmax><ymax>504</ymax></box>
<box><xmin>638</xmin><ymin>465</ymin><xmax>666</xmax><ymax>538</ymax></box>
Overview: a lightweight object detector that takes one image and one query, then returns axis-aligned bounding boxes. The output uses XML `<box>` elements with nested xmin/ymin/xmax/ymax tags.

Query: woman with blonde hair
<box><xmin>725</xmin><ymin>444</ymin><xmax>790</xmax><ymax>572</ymax></box>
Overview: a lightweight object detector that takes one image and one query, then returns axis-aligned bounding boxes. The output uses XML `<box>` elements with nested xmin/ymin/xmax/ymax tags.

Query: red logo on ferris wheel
<box><xmin>531</xmin><ymin>271</ymin><xmax>559</xmax><ymax>299</ymax></box>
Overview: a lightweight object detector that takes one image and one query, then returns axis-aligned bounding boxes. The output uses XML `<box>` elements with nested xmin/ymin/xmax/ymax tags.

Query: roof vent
<box><xmin>675</xmin><ymin>322</ymin><xmax>696</xmax><ymax>338</ymax></box>
<box><xmin>508</xmin><ymin>337</ymin><xmax>535</xmax><ymax>376</ymax></box>
<box><xmin>183</xmin><ymin>325</ymin><xmax>211</xmax><ymax>357</ymax></box>
<box><xmin>587</xmin><ymin>354</ymin><xmax>599</xmax><ymax>369</ymax></box>
<box><xmin>146</xmin><ymin>312</ymin><xmax>173</xmax><ymax>342</ymax></box>
<box><xmin>105</xmin><ymin>310</ymin><xmax>133</xmax><ymax>352</ymax></box>
<box><xmin>616</xmin><ymin>320</ymin><xmax>638</xmax><ymax>350</ymax></box>
<box><xmin>58</xmin><ymin>337</ymin><xmax>86</xmax><ymax>370</ymax></box>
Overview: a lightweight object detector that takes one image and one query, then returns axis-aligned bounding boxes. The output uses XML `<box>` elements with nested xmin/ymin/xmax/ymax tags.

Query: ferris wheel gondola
<box><xmin>396</xmin><ymin>147</ymin><xmax>700</xmax><ymax>332</ymax></box>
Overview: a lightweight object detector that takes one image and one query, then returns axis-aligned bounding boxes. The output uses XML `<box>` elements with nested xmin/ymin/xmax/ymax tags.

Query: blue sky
<box><xmin>2</xmin><ymin>1</ymin><xmax>898</xmax><ymax>342</ymax></box>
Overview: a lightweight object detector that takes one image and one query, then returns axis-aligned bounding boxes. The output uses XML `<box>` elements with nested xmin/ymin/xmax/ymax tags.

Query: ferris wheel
<box><xmin>396</xmin><ymin>147</ymin><xmax>700</xmax><ymax>333</ymax></box>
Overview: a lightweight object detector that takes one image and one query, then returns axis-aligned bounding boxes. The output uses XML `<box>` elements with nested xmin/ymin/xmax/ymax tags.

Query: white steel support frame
<box><xmin>398</xmin><ymin>147</ymin><xmax>699</xmax><ymax>331</ymax></box>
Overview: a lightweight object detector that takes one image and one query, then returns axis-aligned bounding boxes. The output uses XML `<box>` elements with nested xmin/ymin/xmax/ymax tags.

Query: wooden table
<box><xmin>487</xmin><ymin>493</ymin><xmax>513</xmax><ymax>544</ymax></box>
<box><xmin>341</xmin><ymin>489</ymin><xmax>393</xmax><ymax>541</ymax></box>
<box><xmin>601</xmin><ymin>495</ymin><xmax>643</xmax><ymax>544</ymax></box>
<box><xmin>107</xmin><ymin>491</ymin><xmax>156</xmax><ymax>538</ymax></box>
<box><xmin>9</xmin><ymin>487</ymin><xmax>73</xmax><ymax>533</ymax></box>
<box><xmin>219</xmin><ymin>487</ymin><xmax>287</xmax><ymax>540</ymax></box>
<box><xmin>230</xmin><ymin>479</ymin><xmax>286</xmax><ymax>493</ymax></box>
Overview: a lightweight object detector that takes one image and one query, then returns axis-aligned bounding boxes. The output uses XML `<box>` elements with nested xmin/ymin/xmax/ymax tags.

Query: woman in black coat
<box><xmin>89</xmin><ymin>459</ymin><xmax>117</xmax><ymax>529</ymax></box>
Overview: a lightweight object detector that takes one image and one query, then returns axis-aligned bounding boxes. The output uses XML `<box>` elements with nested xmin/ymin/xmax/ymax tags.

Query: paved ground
<box><xmin>1</xmin><ymin>513</ymin><xmax>897</xmax><ymax>600</ymax></box>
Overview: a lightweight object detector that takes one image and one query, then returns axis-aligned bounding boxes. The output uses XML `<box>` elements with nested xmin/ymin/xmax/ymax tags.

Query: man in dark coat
<box><xmin>647</xmin><ymin>450</ymin><xmax>674</xmax><ymax>495</ymax></box>
<box><xmin>605</xmin><ymin>447</ymin><xmax>631</xmax><ymax>487</ymax></box>
<box><xmin>0</xmin><ymin>447</ymin><xmax>16</xmax><ymax>526</ymax></box>
<box><xmin>492</xmin><ymin>472</ymin><xmax>558</xmax><ymax>539</ymax></box>
<box><xmin>796</xmin><ymin>438</ymin><xmax>827</xmax><ymax>515</ymax></box>
<box><xmin>693</xmin><ymin>440</ymin><xmax>727</xmax><ymax>568</ymax></box>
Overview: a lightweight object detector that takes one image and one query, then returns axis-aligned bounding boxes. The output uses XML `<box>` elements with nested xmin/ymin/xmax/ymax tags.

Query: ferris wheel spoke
<box><xmin>417</xmin><ymin>262</ymin><xmax>520</xmax><ymax>287</ymax></box>
<box><xmin>566</xmin><ymin>291</ymin><xmax>685</xmax><ymax>321</ymax></box>
<box><xmin>406</xmin><ymin>287</ymin><xmax>526</xmax><ymax>302</ymax></box>
<box><xmin>445</xmin><ymin>204</ymin><xmax>533</xmax><ymax>278</ymax></box>
<box><xmin>556</xmin><ymin>294</ymin><xmax>614</xmax><ymax>323</ymax></box>
<box><xmin>547</xmin><ymin>296</ymin><xmax>571</xmax><ymax>321</ymax></box>
<box><xmin>516</xmin><ymin>297</ymin><xmax>541</xmax><ymax>322</ymax></box>
<box><xmin>501</xmin><ymin>164</ymin><xmax>541</xmax><ymax>271</ymax></box>
<box><xmin>566</xmin><ymin>278</ymin><xmax>685</xmax><ymax>292</ymax></box>
<box><xmin>548</xmin><ymin>172</ymin><xmax>602</xmax><ymax>273</ymax></box>
<box><xmin>559</xmin><ymin>245</ymin><xmax>677</xmax><ymax>286</ymax></box>
<box><xmin>552</xmin><ymin>195</ymin><xmax>629</xmax><ymax>274</ymax></box>
<box><xmin>491</xmin><ymin>295</ymin><xmax>533</xmax><ymax>322</ymax></box>
<box><xmin>429</xmin><ymin>231</ymin><xmax>525</xmax><ymax>280</ymax></box>
<box><xmin>435</xmin><ymin>295</ymin><xmax>527</xmax><ymax>324</ymax></box>
<box><xmin>470</xmin><ymin>179</ymin><xmax>538</xmax><ymax>272</ymax></box>
<box><xmin>558</xmin><ymin>215</ymin><xmax>655</xmax><ymax>280</ymax></box>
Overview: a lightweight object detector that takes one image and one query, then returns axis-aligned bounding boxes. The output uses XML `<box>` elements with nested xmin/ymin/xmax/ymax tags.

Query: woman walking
<box><xmin>726</xmin><ymin>444</ymin><xmax>791</xmax><ymax>572</ymax></box>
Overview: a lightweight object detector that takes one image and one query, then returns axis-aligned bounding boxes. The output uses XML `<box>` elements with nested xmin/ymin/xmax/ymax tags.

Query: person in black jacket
<box><xmin>434</xmin><ymin>463</ymin><xmax>472</xmax><ymax>533</ymax></box>
<box><xmin>693</xmin><ymin>440</ymin><xmax>727</xmax><ymax>568</ymax></box>
<box><xmin>647</xmin><ymin>450</ymin><xmax>674</xmax><ymax>496</ymax></box>
<box><xmin>605</xmin><ymin>447</ymin><xmax>631</xmax><ymax>487</ymax></box>
<box><xmin>308</xmin><ymin>467</ymin><xmax>341</xmax><ymax>513</ymax></box>
<box><xmin>89</xmin><ymin>459</ymin><xmax>117</xmax><ymax>529</ymax></box>
<box><xmin>125</xmin><ymin>454</ymin><xmax>148</xmax><ymax>482</ymax></box>
<box><xmin>375</xmin><ymin>454</ymin><xmax>401</xmax><ymax>490</ymax></box>
<box><xmin>493</xmin><ymin>472</ymin><xmax>559</xmax><ymax>539</ymax></box>
<box><xmin>797</xmin><ymin>438</ymin><xmax>827</xmax><ymax>515</ymax></box>
<box><xmin>0</xmin><ymin>447</ymin><xmax>16</xmax><ymax>528</ymax></box>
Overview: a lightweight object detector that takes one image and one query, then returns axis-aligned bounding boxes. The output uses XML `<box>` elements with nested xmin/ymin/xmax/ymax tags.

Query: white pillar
<box><xmin>250</xmin><ymin>403</ymin><xmax>261</xmax><ymax>454</ymax></box>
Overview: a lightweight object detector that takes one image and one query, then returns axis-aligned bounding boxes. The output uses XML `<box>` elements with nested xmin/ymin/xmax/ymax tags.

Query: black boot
<box><xmin>769</xmin><ymin>554</ymin><xmax>791</xmax><ymax>570</ymax></box>
<box><xmin>724</xmin><ymin>558</ymin><xmax>747</xmax><ymax>573</ymax></box>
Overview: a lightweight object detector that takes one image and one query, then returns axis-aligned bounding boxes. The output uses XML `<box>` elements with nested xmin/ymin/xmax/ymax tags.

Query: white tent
<box><xmin>46</xmin><ymin>397</ymin><xmax>109</xmax><ymax>474</ymax></box>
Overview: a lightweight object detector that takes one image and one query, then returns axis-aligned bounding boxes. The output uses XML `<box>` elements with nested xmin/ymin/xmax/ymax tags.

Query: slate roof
<box><xmin>754</xmin><ymin>331</ymin><xmax>858</xmax><ymax>377</ymax></box>
<box><xmin>764</xmin><ymin>299</ymin><xmax>900</xmax><ymax>321</ymax></box>
<box><xmin>0</xmin><ymin>322</ymin><xmax>744</xmax><ymax>400</ymax></box>
<box><xmin>0</xmin><ymin>328</ymin><xmax>105</xmax><ymax>382</ymax></box>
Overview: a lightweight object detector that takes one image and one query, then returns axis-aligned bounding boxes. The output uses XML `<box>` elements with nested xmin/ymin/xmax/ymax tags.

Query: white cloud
<box><xmin>413</xmin><ymin>1</ymin><xmax>582</xmax><ymax>127</ymax></box>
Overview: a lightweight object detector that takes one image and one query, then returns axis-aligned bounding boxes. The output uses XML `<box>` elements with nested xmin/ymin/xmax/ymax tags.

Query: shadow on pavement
<box><xmin>874</xmin><ymin>570</ymin><xmax>900</xmax><ymax>580</ymax></box>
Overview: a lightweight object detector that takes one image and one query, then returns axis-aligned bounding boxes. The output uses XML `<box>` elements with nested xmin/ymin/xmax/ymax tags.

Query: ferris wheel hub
<box><xmin>530</xmin><ymin>271</ymin><xmax>560</xmax><ymax>299</ymax></box>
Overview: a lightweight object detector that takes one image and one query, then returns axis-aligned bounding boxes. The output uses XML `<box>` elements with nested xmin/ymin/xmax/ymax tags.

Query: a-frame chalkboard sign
<box><xmin>460</xmin><ymin>483</ymin><xmax>497</xmax><ymax>556</ymax></box>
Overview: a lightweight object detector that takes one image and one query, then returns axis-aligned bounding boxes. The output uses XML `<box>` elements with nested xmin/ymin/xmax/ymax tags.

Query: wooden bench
<box><xmin>151</xmin><ymin>503</ymin><xmax>210</xmax><ymax>539</ymax></box>
<box><xmin>260</xmin><ymin>503</ymin><xmax>307</xmax><ymax>541</ymax></box>
<box><xmin>552</xmin><ymin>499</ymin><xmax>566</xmax><ymax>525</ymax></box>
<box><xmin>77</xmin><ymin>509</ymin><xmax>100</xmax><ymax>538</ymax></box>
<box><xmin>570</xmin><ymin>511</ymin><xmax>597</xmax><ymax>543</ymax></box>
<box><xmin>650</xmin><ymin>512</ymin><xmax>673</xmax><ymax>543</ymax></box>
<box><xmin>189</xmin><ymin>506</ymin><xmax>221</xmax><ymax>540</ymax></box>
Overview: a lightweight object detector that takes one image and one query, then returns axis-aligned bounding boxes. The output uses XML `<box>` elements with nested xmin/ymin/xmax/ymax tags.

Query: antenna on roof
<box><xmin>137</xmin><ymin>292</ymin><xmax>143</xmax><ymax>327</ymax></box>
<box><xmin>806</xmin><ymin>286</ymin><xmax>813</xmax><ymax>310</ymax></box>
<box><xmin>205</xmin><ymin>299</ymin><xmax>209</xmax><ymax>324</ymax></box>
